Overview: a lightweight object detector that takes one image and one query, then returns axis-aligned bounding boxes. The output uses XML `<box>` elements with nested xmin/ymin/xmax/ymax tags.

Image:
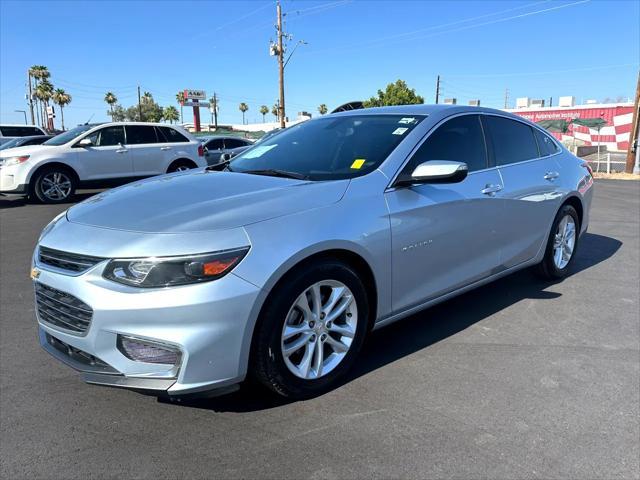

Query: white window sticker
<box><xmin>398</xmin><ymin>117</ymin><xmax>416</xmax><ymax>124</ymax></box>
<box><xmin>241</xmin><ymin>144</ymin><xmax>277</xmax><ymax>159</ymax></box>
<box><xmin>392</xmin><ymin>127</ymin><xmax>409</xmax><ymax>135</ymax></box>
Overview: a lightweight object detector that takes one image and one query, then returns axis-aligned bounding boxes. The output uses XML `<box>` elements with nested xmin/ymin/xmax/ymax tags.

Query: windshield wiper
<box><xmin>241</xmin><ymin>169</ymin><xmax>308</xmax><ymax>180</ymax></box>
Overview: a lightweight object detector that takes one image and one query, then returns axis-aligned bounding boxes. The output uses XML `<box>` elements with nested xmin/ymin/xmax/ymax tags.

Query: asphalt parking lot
<box><xmin>1</xmin><ymin>180</ymin><xmax>638</xmax><ymax>480</ymax></box>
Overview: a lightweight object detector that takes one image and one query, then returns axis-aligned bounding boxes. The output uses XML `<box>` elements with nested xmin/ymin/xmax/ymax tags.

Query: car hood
<box><xmin>0</xmin><ymin>144</ymin><xmax>58</xmax><ymax>157</ymax></box>
<box><xmin>66</xmin><ymin>170</ymin><xmax>349</xmax><ymax>233</ymax></box>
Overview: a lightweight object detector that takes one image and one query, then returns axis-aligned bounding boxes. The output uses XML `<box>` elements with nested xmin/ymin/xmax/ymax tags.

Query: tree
<box><xmin>362</xmin><ymin>79</ymin><xmax>424</xmax><ymax>108</ymax></box>
<box><xmin>163</xmin><ymin>105</ymin><xmax>179</xmax><ymax>124</ymax></box>
<box><xmin>29</xmin><ymin>65</ymin><xmax>50</xmax><ymax>127</ymax></box>
<box><xmin>35</xmin><ymin>79</ymin><xmax>54</xmax><ymax>131</ymax></box>
<box><xmin>104</xmin><ymin>92</ymin><xmax>118</xmax><ymax>120</ymax></box>
<box><xmin>123</xmin><ymin>93</ymin><xmax>163</xmax><ymax>122</ymax></box>
<box><xmin>271</xmin><ymin>104</ymin><xmax>279</xmax><ymax>121</ymax></box>
<box><xmin>318</xmin><ymin>103</ymin><xmax>328</xmax><ymax>115</ymax></box>
<box><xmin>176</xmin><ymin>91</ymin><xmax>185</xmax><ymax>124</ymax></box>
<box><xmin>142</xmin><ymin>91</ymin><xmax>153</xmax><ymax>104</ymax></box>
<box><xmin>110</xmin><ymin>105</ymin><xmax>126</xmax><ymax>122</ymax></box>
<box><xmin>52</xmin><ymin>88</ymin><xmax>72</xmax><ymax>130</ymax></box>
<box><xmin>259</xmin><ymin>105</ymin><xmax>269</xmax><ymax>122</ymax></box>
<box><xmin>239</xmin><ymin>102</ymin><xmax>249</xmax><ymax>124</ymax></box>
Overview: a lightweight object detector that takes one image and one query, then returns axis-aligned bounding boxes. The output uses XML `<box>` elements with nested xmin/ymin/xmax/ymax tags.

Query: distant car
<box><xmin>201</xmin><ymin>136</ymin><xmax>253</xmax><ymax>164</ymax></box>
<box><xmin>0</xmin><ymin>135</ymin><xmax>53</xmax><ymax>151</ymax></box>
<box><xmin>0</xmin><ymin>124</ymin><xmax>47</xmax><ymax>145</ymax></box>
<box><xmin>218</xmin><ymin>129</ymin><xmax>286</xmax><ymax>162</ymax></box>
<box><xmin>0</xmin><ymin>122</ymin><xmax>206</xmax><ymax>203</ymax></box>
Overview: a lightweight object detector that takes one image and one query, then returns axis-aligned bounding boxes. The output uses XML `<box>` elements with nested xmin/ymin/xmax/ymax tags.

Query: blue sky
<box><xmin>1</xmin><ymin>0</ymin><xmax>638</xmax><ymax>128</ymax></box>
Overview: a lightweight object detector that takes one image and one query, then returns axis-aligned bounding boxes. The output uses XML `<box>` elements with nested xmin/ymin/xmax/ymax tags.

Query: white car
<box><xmin>0</xmin><ymin>122</ymin><xmax>206</xmax><ymax>203</ymax></box>
<box><xmin>0</xmin><ymin>124</ymin><xmax>47</xmax><ymax>145</ymax></box>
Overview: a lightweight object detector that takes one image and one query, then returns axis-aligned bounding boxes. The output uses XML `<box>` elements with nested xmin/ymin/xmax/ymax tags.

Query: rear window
<box><xmin>225</xmin><ymin>138</ymin><xmax>250</xmax><ymax>149</ymax></box>
<box><xmin>482</xmin><ymin>116</ymin><xmax>539</xmax><ymax>166</ymax></box>
<box><xmin>533</xmin><ymin>128</ymin><xmax>559</xmax><ymax>156</ymax></box>
<box><xmin>125</xmin><ymin>125</ymin><xmax>158</xmax><ymax>145</ymax></box>
<box><xmin>157</xmin><ymin>126</ymin><xmax>189</xmax><ymax>143</ymax></box>
<box><xmin>0</xmin><ymin>126</ymin><xmax>43</xmax><ymax>137</ymax></box>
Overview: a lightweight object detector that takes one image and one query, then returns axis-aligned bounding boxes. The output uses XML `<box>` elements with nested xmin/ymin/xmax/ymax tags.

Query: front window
<box><xmin>44</xmin><ymin>125</ymin><xmax>94</xmax><ymax>146</ymax></box>
<box><xmin>229</xmin><ymin>115</ymin><xmax>424</xmax><ymax>180</ymax></box>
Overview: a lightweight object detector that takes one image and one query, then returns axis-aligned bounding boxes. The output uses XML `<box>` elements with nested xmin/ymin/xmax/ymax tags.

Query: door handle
<box><xmin>544</xmin><ymin>171</ymin><xmax>560</xmax><ymax>181</ymax></box>
<box><xmin>481</xmin><ymin>184</ymin><xmax>503</xmax><ymax>195</ymax></box>
<box><xmin>160</xmin><ymin>146</ymin><xmax>171</xmax><ymax>151</ymax></box>
<box><xmin>116</xmin><ymin>149</ymin><xmax>128</xmax><ymax>154</ymax></box>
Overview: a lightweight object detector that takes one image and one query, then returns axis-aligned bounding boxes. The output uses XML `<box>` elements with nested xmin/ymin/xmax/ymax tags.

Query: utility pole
<box><xmin>27</xmin><ymin>71</ymin><xmax>35</xmax><ymax>125</ymax></box>
<box><xmin>625</xmin><ymin>70</ymin><xmax>640</xmax><ymax>174</ymax></box>
<box><xmin>549</xmin><ymin>97</ymin><xmax>553</xmax><ymax>108</ymax></box>
<box><xmin>276</xmin><ymin>1</ymin><xmax>286</xmax><ymax>128</ymax></box>
<box><xmin>213</xmin><ymin>92</ymin><xmax>218</xmax><ymax>128</ymax></box>
<box><xmin>435</xmin><ymin>75</ymin><xmax>440</xmax><ymax>104</ymax></box>
<box><xmin>504</xmin><ymin>88</ymin><xmax>510</xmax><ymax>109</ymax></box>
<box><xmin>137</xmin><ymin>86</ymin><xmax>143</xmax><ymax>121</ymax></box>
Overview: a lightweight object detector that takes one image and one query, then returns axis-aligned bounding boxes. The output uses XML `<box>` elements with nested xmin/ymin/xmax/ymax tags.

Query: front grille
<box><xmin>44</xmin><ymin>332</ymin><xmax>117</xmax><ymax>373</ymax></box>
<box><xmin>38</xmin><ymin>246</ymin><xmax>104</xmax><ymax>274</ymax></box>
<box><xmin>35</xmin><ymin>282</ymin><xmax>93</xmax><ymax>335</ymax></box>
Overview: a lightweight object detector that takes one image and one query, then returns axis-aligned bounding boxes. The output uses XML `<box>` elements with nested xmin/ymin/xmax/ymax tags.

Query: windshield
<box><xmin>44</xmin><ymin>125</ymin><xmax>94</xmax><ymax>146</ymax></box>
<box><xmin>229</xmin><ymin>114</ymin><xmax>424</xmax><ymax>180</ymax></box>
<box><xmin>0</xmin><ymin>138</ymin><xmax>22</xmax><ymax>150</ymax></box>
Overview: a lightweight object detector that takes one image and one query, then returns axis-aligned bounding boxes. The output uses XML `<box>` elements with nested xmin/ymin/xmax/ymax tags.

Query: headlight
<box><xmin>2</xmin><ymin>155</ymin><xmax>30</xmax><ymax>166</ymax></box>
<box><xmin>102</xmin><ymin>247</ymin><xmax>249</xmax><ymax>288</ymax></box>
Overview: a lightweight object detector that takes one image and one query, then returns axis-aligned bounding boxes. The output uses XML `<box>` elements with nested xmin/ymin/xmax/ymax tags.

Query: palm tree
<box><xmin>239</xmin><ymin>102</ymin><xmax>249</xmax><ymax>125</ymax></box>
<box><xmin>29</xmin><ymin>65</ymin><xmax>50</xmax><ymax>127</ymax></box>
<box><xmin>142</xmin><ymin>91</ymin><xmax>153</xmax><ymax>104</ymax></box>
<box><xmin>318</xmin><ymin>104</ymin><xmax>328</xmax><ymax>115</ymax></box>
<box><xmin>104</xmin><ymin>92</ymin><xmax>118</xmax><ymax>120</ymax></box>
<box><xmin>52</xmin><ymin>88</ymin><xmax>72</xmax><ymax>130</ymax></box>
<box><xmin>259</xmin><ymin>105</ymin><xmax>269</xmax><ymax>123</ymax></box>
<box><xmin>271</xmin><ymin>104</ymin><xmax>279</xmax><ymax>121</ymax></box>
<box><xmin>176</xmin><ymin>91</ymin><xmax>185</xmax><ymax>124</ymax></box>
<box><xmin>163</xmin><ymin>105</ymin><xmax>179</xmax><ymax>124</ymax></box>
<box><xmin>35</xmin><ymin>79</ymin><xmax>53</xmax><ymax>131</ymax></box>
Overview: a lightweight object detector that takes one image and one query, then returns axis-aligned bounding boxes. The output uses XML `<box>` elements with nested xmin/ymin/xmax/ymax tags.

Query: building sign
<box><xmin>183</xmin><ymin>89</ymin><xmax>206</xmax><ymax>100</ymax></box>
<box><xmin>183</xmin><ymin>101</ymin><xmax>210</xmax><ymax>107</ymax></box>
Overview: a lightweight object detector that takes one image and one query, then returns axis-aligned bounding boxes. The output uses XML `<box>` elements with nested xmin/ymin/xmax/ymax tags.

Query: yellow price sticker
<box><xmin>351</xmin><ymin>159</ymin><xmax>366</xmax><ymax>169</ymax></box>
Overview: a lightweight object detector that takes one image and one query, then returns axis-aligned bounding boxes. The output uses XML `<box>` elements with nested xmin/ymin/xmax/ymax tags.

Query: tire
<box><xmin>251</xmin><ymin>260</ymin><xmax>370</xmax><ymax>399</ymax></box>
<box><xmin>31</xmin><ymin>166</ymin><xmax>77</xmax><ymax>204</ymax></box>
<box><xmin>167</xmin><ymin>159</ymin><xmax>196</xmax><ymax>173</ymax></box>
<box><xmin>534</xmin><ymin>204</ymin><xmax>580</xmax><ymax>280</ymax></box>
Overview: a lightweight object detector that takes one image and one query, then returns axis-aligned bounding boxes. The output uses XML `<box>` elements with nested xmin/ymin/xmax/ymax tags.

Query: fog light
<box><xmin>117</xmin><ymin>335</ymin><xmax>181</xmax><ymax>365</ymax></box>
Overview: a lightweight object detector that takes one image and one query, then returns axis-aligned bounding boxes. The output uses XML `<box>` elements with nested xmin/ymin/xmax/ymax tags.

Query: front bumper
<box><xmin>34</xmin><ymin>253</ymin><xmax>262</xmax><ymax>397</ymax></box>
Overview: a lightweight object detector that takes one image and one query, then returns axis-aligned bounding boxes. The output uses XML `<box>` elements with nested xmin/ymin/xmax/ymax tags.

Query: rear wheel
<box><xmin>251</xmin><ymin>261</ymin><xmax>369</xmax><ymax>399</ymax></box>
<box><xmin>31</xmin><ymin>166</ymin><xmax>76</xmax><ymax>204</ymax></box>
<box><xmin>535</xmin><ymin>204</ymin><xmax>580</xmax><ymax>279</ymax></box>
<box><xmin>167</xmin><ymin>159</ymin><xmax>196</xmax><ymax>173</ymax></box>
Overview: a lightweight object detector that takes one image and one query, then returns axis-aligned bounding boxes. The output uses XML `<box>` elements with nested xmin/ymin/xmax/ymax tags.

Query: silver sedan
<box><xmin>33</xmin><ymin>105</ymin><xmax>593</xmax><ymax>400</ymax></box>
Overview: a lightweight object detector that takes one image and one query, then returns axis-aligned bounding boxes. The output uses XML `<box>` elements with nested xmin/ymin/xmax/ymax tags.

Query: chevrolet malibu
<box><xmin>33</xmin><ymin>105</ymin><xmax>593</xmax><ymax>400</ymax></box>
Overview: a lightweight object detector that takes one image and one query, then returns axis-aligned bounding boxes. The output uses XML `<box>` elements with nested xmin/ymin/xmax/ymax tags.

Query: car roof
<box><xmin>0</xmin><ymin>124</ymin><xmax>45</xmax><ymax>127</ymax></box>
<box><xmin>330</xmin><ymin>104</ymin><xmax>523</xmax><ymax>120</ymax></box>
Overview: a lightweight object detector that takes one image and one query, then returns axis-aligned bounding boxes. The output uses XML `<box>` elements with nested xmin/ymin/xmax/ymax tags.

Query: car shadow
<box><xmin>162</xmin><ymin>232</ymin><xmax>622</xmax><ymax>412</ymax></box>
<box><xmin>0</xmin><ymin>191</ymin><xmax>100</xmax><ymax>209</ymax></box>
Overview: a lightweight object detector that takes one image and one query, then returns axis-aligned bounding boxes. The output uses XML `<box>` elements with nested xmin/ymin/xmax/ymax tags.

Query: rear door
<box><xmin>482</xmin><ymin>115</ymin><xmax>564</xmax><ymax>268</ymax></box>
<box><xmin>75</xmin><ymin>125</ymin><xmax>132</xmax><ymax>180</ymax></box>
<box><xmin>385</xmin><ymin>114</ymin><xmax>504</xmax><ymax>312</ymax></box>
<box><xmin>125</xmin><ymin>125</ymin><xmax>165</xmax><ymax>176</ymax></box>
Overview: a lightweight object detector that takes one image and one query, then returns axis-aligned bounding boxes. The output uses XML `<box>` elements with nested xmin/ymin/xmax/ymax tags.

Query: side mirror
<box><xmin>396</xmin><ymin>160</ymin><xmax>468</xmax><ymax>186</ymax></box>
<box><xmin>76</xmin><ymin>138</ymin><xmax>93</xmax><ymax>148</ymax></box>
<box><xmin>220</xmin><ymin>153</ymin><xmax>232</xmax><ymax>162</ymax></box>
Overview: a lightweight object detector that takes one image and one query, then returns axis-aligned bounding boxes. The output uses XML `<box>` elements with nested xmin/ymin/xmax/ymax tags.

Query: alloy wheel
<box><xmin>40</xmin><ymin>172</ymin><xmax>72</xmax><ymax>201</ymax></box>
<box><xmin>280</xmin><ymin>280</ymin><xmax>357</xmax><ymax>380</ymax></box>
<box><xmin>553</xmin><ymin>214</ymin><xmax>576</xmax><ymax>269</ymax></box>
<box><xmin>175</xmin><ymin>165</ymin><xmax>191</xmax><ymax>172</ymax></box>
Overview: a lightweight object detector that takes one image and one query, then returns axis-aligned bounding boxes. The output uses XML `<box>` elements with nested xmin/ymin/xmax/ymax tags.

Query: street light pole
<box><xmin>15</xmin><ymin>110</ymin><xmax>27</xmax><ymax>125</ymax></box>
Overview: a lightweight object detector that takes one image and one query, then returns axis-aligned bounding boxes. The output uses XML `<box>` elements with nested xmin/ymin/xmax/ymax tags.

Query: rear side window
<box><xmin>533</xmin><ymin>128</ymin><xmax>559</xmax><ymax>156</ymax></box>
<box><xmin>224</xmin><ymin>138</ymin><xmax>250</xmax><ymax>149</ymax></box>
<box><xmin>205</xmin><ymin>138</ymin><xmax>224</xmax><ymax>150</ymax></box>
<box><xmin>125</xmin><ymin>126</ymin><xmax>158</xmax><ymax>144</ymax></box>
<box><xmin>483</xmin><ymin>116</ymin><xmax>538</xmax><ymax>165</ymax></box>
<box><xmin>407</xmin><ymin>114</ymin><xmax>487</xmax><ymax>172</ymax></box>
<box><xmin>0</xmin><ymin>126</ymin><xmax>43</xmax><ymax>136</ymax></box>
<box><xmin>158</xmin><ymin>126</ymin><xmax>189</xmax><ymax>143</ymax></box>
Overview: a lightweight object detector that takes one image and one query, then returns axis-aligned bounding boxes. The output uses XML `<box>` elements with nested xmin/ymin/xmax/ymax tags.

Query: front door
<box><xmin>77</xmin><ymin>125</ymin><xmax>132</xmax><ymax>180</ymax></box>
<box><xmin>385</xmin><ymin>114</ymin><xmax>504</xmax><ymax>313</ymax></box>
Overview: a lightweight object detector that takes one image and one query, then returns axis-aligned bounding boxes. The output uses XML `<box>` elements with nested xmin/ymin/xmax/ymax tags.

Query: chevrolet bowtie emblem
<box><xmin>30</xmin><ymin>267</ymin><xmax>41</xmax><ymax>280</ymax></box>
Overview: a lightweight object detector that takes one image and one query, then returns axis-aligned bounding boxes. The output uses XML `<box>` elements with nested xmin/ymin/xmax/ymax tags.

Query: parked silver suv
<box><xmin>33</xmin><ymin>105</ymin><xmax>593</xmax><ymax>400</ymax></box>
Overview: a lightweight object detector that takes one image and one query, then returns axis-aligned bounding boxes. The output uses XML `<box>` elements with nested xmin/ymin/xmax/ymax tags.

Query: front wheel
<box><xmin>251</xmin><ymin>261</ymin><xmax>370</xmax><ymax>399</ymax></box>
<box><xmin>167</xmin><ymin>159</ymin><xmax>196</xmax><ymax>173</ymax></box>
<box><xmin>535</xmin><ymin>204</ymin><xmax>580</xmax><ymax>279</ymax></box>
<box><xmin>31</xmin><ymin>167</ymin><xmax>76</xmax><ymax>204</ymax></box>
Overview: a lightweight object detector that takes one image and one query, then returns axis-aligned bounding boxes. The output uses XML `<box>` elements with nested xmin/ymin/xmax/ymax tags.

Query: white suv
<box><xmin>0</xmin><ymin>122</ymin><xmax>206</xmax><ymax>203</ymax></box>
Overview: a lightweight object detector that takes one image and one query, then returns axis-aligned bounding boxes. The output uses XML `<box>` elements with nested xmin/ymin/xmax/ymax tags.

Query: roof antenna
<box><xmin>84</xmin><ymin>114</ymin><xmax>94</xmax><ymax>125</ymax></box>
